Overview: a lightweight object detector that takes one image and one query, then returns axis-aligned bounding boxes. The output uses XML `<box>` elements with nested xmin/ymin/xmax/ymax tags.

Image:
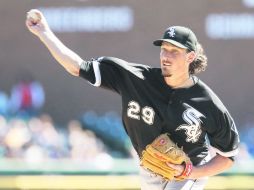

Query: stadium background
<box><xmin>0</xmin><ymin>0</ymin><xmax>254</xmax><ymax>189</ymax></box>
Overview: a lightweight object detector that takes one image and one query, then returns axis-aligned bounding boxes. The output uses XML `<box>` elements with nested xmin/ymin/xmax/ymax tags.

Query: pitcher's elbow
<box><xmin>66</xmin><ymin>67</ymin><xmax>80</xmax><ymax>76</ymax></box>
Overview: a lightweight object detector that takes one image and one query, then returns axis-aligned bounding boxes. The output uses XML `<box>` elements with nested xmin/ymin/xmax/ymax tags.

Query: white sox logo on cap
<box><xmin>167</xmin><ymin>27</ymin><xmax>175</xmax><ymax>38</ymax></box>
<box><xmin>153</xmin><ymin>26</ymin><xmax>198</xmax><ymax>52</ymax></box>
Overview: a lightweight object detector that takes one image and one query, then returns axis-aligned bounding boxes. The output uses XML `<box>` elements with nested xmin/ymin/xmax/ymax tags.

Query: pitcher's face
<box><xmin>160</xmin><ymin>42</ymin><xmax>194</xmax><ymax>78</ymax></box>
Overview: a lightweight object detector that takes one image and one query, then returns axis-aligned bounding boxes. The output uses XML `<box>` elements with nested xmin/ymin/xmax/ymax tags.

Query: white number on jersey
<box><xmin>127</xmin><ymin>101</ymin><xmax>155</xmax><ymax>125</ymax></box>
<box><xmin>127</xmin><ymin>101</ymin><xmax>140</xmax><ymax>120</ymax></box>
<box><xmin>142</xmin><ymin>106</ymin><xmax>155</xmax><ymax>125</ymax></box>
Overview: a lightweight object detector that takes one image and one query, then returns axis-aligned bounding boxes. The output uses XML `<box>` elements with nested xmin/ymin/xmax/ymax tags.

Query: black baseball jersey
<box><xmin>79</xmin><ymin>56</ymin><xmax>240</xmax><ymax>165</ymax></box>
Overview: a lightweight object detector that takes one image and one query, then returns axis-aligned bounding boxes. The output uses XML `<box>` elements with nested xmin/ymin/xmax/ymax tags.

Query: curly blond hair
<box><xmin>189</xmin><ymin>43</ymin><xmax>208</xmax><ymax>75</ymax></box>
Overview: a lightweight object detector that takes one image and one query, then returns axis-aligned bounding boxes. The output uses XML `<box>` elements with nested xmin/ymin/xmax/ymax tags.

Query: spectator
<box><xmin>0</xmin><ymin>91</ymin><xmax>8</xmax><ymax>116</ymax></box>
<box><xmin>10</xmin><ymin>77</ymin><xmax>45</xmax><ymax>118</ymax></box>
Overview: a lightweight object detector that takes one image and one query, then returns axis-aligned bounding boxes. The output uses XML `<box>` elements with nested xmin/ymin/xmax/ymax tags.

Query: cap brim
<box><xmin>153</xmin><ymin>39</ymin><xmax>187</xmax><ymax>49</ymax></box>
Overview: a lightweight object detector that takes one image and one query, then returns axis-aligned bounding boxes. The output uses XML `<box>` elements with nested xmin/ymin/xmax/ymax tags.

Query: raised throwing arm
<box><xmin>26</xmin><ymin>9</ymin><xmax>83</xmax><ymax>76</ymax></box>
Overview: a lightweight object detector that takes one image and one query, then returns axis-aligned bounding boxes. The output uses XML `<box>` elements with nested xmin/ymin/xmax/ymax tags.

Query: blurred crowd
<box><xmin>0</xmin><ymin>115</ymin><xmax>110</xmax><ymax>162</ymax></box>
<box><xmin>0</xmin><ymin>78</ymin><xmax>45</xmax><ymax>118</ymax></box>
<box><xmin>0</xmin><ymin>78</ymin><xmax>133</xmax><ymax>162</ymax></box>
<box><xmin>0</xmin><ymin>113</ymin><xmax>135</xmax><ymax>163</ymax></box>
<box><xmin>238</xmin><ymin>123</ymin><xmax>254</xmax><ymax>161</ymax></box>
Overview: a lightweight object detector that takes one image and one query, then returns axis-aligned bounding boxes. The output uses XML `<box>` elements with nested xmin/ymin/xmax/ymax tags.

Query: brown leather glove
<box><xmin>140</xmin><ymin>133</ymin><xmax>193</xmax><ymax>181</ymax></box>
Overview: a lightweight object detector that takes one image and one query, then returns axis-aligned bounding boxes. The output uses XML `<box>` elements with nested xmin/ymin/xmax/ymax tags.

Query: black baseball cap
<box><xmin>153</xmin><ymin>26</ymin><xmax>198</xmax><ymax>52</ymax></box>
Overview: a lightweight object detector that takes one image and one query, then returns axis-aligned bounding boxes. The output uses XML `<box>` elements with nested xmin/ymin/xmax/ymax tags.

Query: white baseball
<box><xmin>27</xmin><ymin>10</ymin><xmax>41</xmax><ymax>22</ymax></box>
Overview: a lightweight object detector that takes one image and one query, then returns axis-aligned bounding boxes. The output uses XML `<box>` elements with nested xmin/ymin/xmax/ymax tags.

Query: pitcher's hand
<box><xmin>26</xmin><ymin>9</ymin><xmax>51</xmax><ymax>37</ymax></box>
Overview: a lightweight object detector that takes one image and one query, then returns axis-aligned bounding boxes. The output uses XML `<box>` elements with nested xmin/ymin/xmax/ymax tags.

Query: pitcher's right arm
<box><xmin>26</xmin><ymin>9</ymin><xmax>82</xmax><ymax>76</ymax></box>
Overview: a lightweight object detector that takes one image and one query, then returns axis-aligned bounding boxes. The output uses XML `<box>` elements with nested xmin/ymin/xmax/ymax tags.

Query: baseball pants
<box><xmin>140</xmin><ymin>167</ymin><xmax>208</xmax><ymax>190</ymax></box>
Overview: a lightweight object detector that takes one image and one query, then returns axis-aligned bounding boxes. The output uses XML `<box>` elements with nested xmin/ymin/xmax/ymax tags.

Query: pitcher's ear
<box><xmin>187</xmin><ymin>51</ymin><xmax>196</xmax><ymax>64</ymax></box>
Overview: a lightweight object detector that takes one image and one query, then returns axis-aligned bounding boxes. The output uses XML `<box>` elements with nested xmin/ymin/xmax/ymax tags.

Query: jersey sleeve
<box><xmin>206</xmin><ymin>107</ymin><xmax>240</xmax><ymax>158</ymax></box>
<box><xmin>79</xmin><ymin>56</ymin><xmax>149</xmax><ymax>94</ymax></box>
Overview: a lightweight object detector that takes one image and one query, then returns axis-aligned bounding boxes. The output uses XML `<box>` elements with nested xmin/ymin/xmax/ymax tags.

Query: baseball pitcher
<box><xmin>26</xmin><ymin>9</ymin><xmax>240</xmax><ymax>190</ymax></box>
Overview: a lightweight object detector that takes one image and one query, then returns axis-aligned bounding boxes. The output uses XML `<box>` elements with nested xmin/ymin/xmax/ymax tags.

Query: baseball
<box><xmin>27</xmin><ymin>9</ymin><xmax>41</xmax><ymax>22</ymax></box>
